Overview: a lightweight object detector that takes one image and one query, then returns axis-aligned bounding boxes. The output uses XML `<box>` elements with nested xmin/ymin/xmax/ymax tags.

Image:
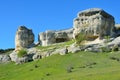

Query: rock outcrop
<box><xmin>114</xmin><ymin>24</ymin><xmax>120</xmax><ymax>37</ymax></box>
<box><xmin>9</xmin><ymin>51</ymin><xmax>33</xmax><ymax>64</ymax></box>
<box><xmin>73</xmin><ymin>8</ymin><xmax>115</xmax><ymax>40</ymax></box>
<box><xmin>39</xmin><ymin>28</ymin><xmax>73</xmax><ymax>46</ymax></box>
<box><xmin>0</xmin><ymin>55</ymin><xmax>11</xmax><ymax>63</ymax></box>
<box><xmin>7</xmin><ymin>8</ymin><xmax>120</xmax><ymax>64</ymax></box>
<box><xmin>15</xmin><ymin>26</ymin><xmax>34</xmax><ymax>50</ymax></box>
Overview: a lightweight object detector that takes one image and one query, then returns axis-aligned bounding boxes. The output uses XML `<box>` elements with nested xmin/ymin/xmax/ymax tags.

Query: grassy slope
<box><xmin>1</xmin><ymin>51</ymin><xmax>120</xmax><ymax>80</ymax></box>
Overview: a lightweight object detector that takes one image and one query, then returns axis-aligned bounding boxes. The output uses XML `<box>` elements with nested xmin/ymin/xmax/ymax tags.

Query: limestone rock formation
<box><xmin>0</xmin><ymin>55</ymin><xmax>11</xmax><ymax>63</ymax></box>
<box><xmin>9</xmin><ymin>51</ymin><xmax>33</xmax><ymax>64</ymax></box>
<box><xmin>39</xmin><ymin>28</ymin><xmax>73</xmax><ymax>46</ymax></box>
<box><xmin>114</xmin><ymin>24</ymin><xmax>120</xmax><ymax>37</ymax></box>
<box><xmin>15</xmin><ymin>26</ymin><xmax>34</xmax><ymax>50</ymax></box>
<box><xmin>32</xmin><ymin>54</ymin><xmax>41</xmax><ymax>61</ymax></box>
<box><xmin>73</xmin><ymin>8</ymin><xmax>115</xmax><ymax>40</ymax></box>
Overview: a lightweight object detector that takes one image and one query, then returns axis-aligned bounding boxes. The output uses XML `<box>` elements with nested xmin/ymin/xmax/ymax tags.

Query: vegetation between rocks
<box><xmin>17</xmin><ymin>49</ymin><xmax>27</xmax><ymax>57</ymax></box>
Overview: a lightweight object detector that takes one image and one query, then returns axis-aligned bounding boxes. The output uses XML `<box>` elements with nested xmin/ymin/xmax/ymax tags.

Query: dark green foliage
<box><xmin>17</xmin><ymin>49</ymin><xmax>27</xmax><ymax>57</ymax></box>
<box><xmin>34</xmin><ymin>64</ymin><xmax>39</xmax><ymax>68</ymax></box>
<box><xmin>46</xmin><ymin>73</ymin><xmax>51</xmax><ymax>76</ymax></box>
<box><xmin>110</xmin><ymin>56</ymin><xmax>120</xmax><ymax>61</ymax></box>
<box><xmin>0</xmin><ymin>48</ymin><xmax>14</xmax><ymax>54</ymax></box>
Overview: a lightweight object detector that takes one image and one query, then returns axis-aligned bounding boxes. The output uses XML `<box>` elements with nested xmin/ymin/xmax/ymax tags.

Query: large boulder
<box><xmin>73</xmin><ymin>8</ymin><xmax>115</xmax><ymax>40</ymax></box>
<box><xmin>32</xmin><ymin>54</ymin><xmax>42</xmax><ymax>61</ymax></box>
<box><xmin>15</xmin><ymin>26</ymin><xmax>34</xmax><ymax>50</ymax></box>
<box><xmin>68</xmin><ymin>44</ymin><xmax>81</xmax><ymax>53</ymax></box>
<box><xmin>107</xmin><ymin>36</ymin><xmax>120</xmax><ymax>47</ymax></box>
<box><xmin>0</xmin><ymin>55</ymin><xmax>11</xmax><ymax>63</ymax></box>
<box><xmin>9</xmin><ymin>51</ymin><xmax>33</xmax><ymax>64</ymax></box>
<box><xmin>39</xmin><ymin>28</ymin><xmax>73</xmax><ymax>46</ymax></box>
<box><xmin>59</xmin><ymin>48</ymin><xmax>68</xmax><ymax>55</ymax></box>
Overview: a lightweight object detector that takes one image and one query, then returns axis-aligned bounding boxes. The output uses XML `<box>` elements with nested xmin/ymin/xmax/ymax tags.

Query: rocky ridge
<box><xmin>1</xmin><ymin>8</ymin><xmax>120</xmax><ymax>64</ymax></box>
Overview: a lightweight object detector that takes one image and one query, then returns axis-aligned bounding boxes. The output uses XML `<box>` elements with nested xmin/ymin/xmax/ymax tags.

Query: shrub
<box><xmin>46</xmin><ymin>73</ymin><xmax>51</xmax><ymax>76</ymax></box>
<box><xmin>66</xmin><ymin>66</ymin><xmax>74</xmax><ymax>73</ymax></box>
<box><xmin>17</xmin><ymin>49</ymin><xmax>27</xmax><ymax>57</ymax></box>
<box><xmin>75</xmin><ymin>32</ymin><xmax>87</xmax><ymax>45</ymax></box>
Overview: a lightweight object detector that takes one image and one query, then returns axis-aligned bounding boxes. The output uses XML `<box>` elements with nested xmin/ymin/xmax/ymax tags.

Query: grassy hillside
<box><xmin>1</xmin><ymin>51</ymin><xmax>120</xmax><ymax>80</ymax></box>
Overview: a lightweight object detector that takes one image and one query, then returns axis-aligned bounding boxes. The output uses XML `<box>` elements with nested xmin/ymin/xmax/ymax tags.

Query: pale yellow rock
<box><xmin>73</xmin><ymin>8</ymin><xmax>115</xmax><ymax>40</ymax></box>
<box><xmin>15</xmin><ymin>26</ymin><xmax>34</xmax><ymax>50</ymax></box>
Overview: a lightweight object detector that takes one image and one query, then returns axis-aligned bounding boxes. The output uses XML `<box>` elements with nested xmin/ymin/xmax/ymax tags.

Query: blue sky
<box><xmin>0</xmin><ymin>0</ymin><xmax>120</xmax><ymax>49</ymax></box>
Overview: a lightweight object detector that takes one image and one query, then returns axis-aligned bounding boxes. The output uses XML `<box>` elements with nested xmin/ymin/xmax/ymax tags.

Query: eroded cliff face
<box><xmin>39</xmin><ymin>28</ymin><xmax>73</xmax><ymax>46</ymax></box>
<box><xmin>15</xmin><ymin>26</ymin><xmax>34</xmax><ymax>50</ymax></box>
<box><xmin>73</xmin><ymin>8</ymin><xmax>115</xmax><ymax>40</ymax></box>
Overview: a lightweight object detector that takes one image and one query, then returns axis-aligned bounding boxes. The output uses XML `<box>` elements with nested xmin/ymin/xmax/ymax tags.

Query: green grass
<box><xmin>17</xmin><ymin>49</ymin><xmax>27</xmax><ymax>57</ymax></box>
<box><xmin>36</xmin><ymin>40</ymin><xmax>75</xmax><ymax>52</ymax></box>
<box><xmin>1</xmin><ymin>51</ymin><xmax>120</xmax><ymax>80</ymax></box>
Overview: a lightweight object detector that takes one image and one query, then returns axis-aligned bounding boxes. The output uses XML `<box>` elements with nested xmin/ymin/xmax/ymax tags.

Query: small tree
<box><xmin>17</xmin><ymin>49</ymin><xmax>27</xmax><ymax>57</ymax></box>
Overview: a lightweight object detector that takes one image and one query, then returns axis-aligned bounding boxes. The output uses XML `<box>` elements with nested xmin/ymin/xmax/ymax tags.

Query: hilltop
<box><xmin>1</xmin><ymin>8</ymin><xmax>120</xmax><ymax>63</ymax></box>
<box><xmin>1</xmin><ymin>8</ymin><xmax>120</xmax><ymax>79</ymax></box>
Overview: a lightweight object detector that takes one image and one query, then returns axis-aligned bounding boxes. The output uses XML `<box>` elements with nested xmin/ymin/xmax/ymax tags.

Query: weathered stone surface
<box><xmin>15</xmin><ymin>26</ymin><xmax>34</xmax><ymax>50</ymax></box>
<box><xmin>9</xmin><ymin>51</ymin><xmax>18</xmax><ymax>62</ymax></box>
<box><xmin>84</xmin><ymin>46</ymin><xmax>102</xmax><ymax>52</ymax></box>
<box><xmin>107</xmin><ymin>36</ymin><xmax>120</xmax><ymax>47</ymax></box>
<box><xmin>39</xmin><ymin>28</ymin><xmax>73</xmax><ymax>46</ymax></box>
<box><xmin>68</xmin><ymin>43</ymin><xmax>81</xmax><ymax>53</ymax></box>
<box><xmin>0</xmin><ymin>55</ymin><xmax>11</xmax><ymax>63</ymax></box>
<box><xmin>58</xmin><ymin>48</ymin><xmax>68</xmax><ymax>55</ymax></box>
<box><xmin>73</xmin><ymin>8</ymin><xmax>115</xmax><ymax>40</ymax></box>
<box><xmin>32</xmin><ymin>54</ymin><xmax>41</xmax><ymax>61</ymax></box>
<box><xmin>27</xmin><ymin>48</ymin><xmax>40</xmax><ymax>54</ymax></box>
<box><xmin>10</xmin><ymin>51</ymin><xmax>33</xmax><ymax>64</ymax></box>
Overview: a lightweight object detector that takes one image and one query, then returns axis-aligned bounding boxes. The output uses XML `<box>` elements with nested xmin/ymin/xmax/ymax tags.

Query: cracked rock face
<box><xmin>73</xmin><ymin>8</ymin><xmax>115</xmax><ymax>39</ymax></box>
<box><xmin>15</xmin><ymin>26</ymin><xmax>34</xmax><ymax>50</ymax></box>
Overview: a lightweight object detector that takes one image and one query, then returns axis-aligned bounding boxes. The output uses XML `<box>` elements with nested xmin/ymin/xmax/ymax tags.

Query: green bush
<box><xmin>75</xmin><ymin>33</ymin><xmax>87</xmax><ymax>45</ymax></box>
<box><xmin>17</xmin><ymin>49</ymin><xmax>27</xmax><ymax>57</ymax></box>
